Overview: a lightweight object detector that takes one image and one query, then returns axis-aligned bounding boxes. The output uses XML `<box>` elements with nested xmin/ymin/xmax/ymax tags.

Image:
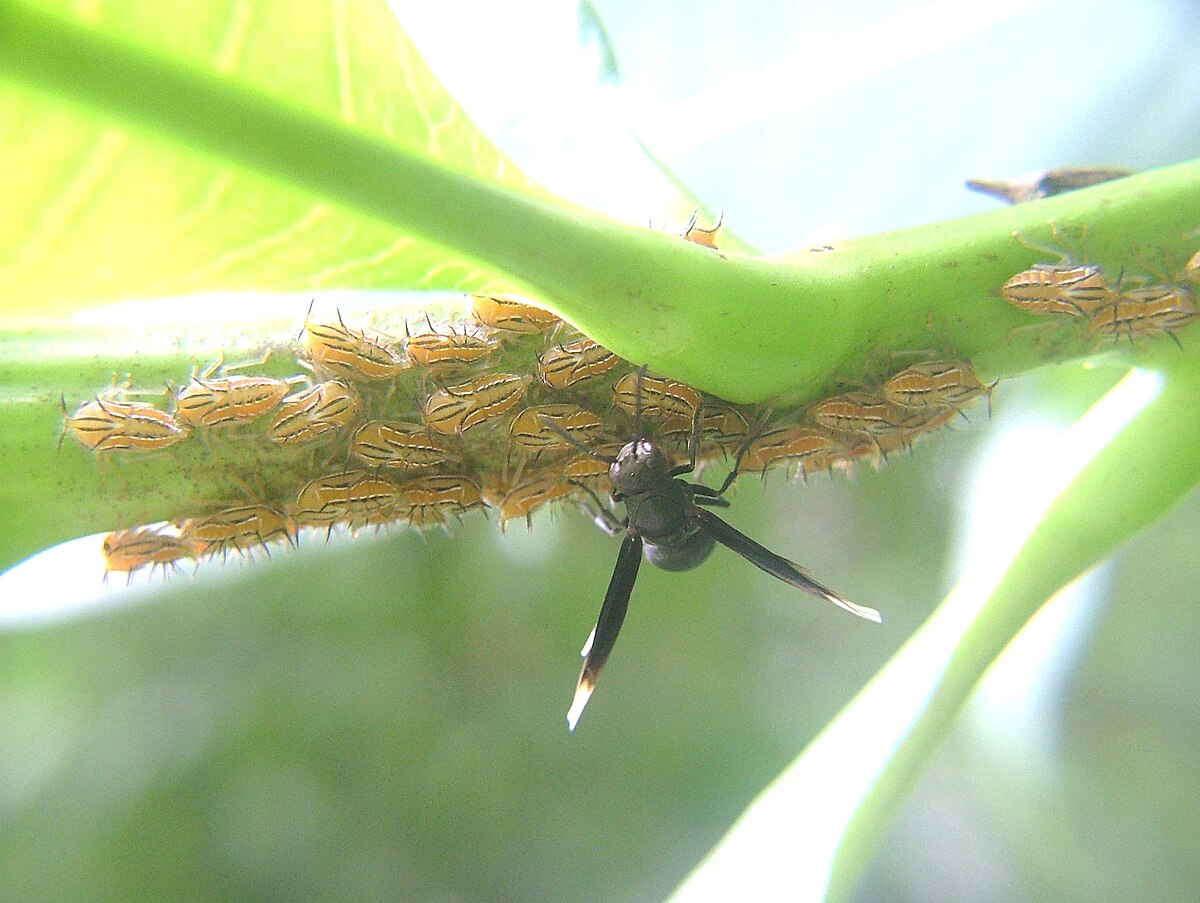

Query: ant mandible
<box><xmin>546</xmin><ymin>367</ymin><xmax>882</xmax><ymax>731</ymax></box>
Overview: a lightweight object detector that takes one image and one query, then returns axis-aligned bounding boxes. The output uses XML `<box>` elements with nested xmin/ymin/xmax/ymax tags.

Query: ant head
<box><xmin>610</xmin><ymin>438</ymin><xmax>670</xmax><ymax>496</ymax></box>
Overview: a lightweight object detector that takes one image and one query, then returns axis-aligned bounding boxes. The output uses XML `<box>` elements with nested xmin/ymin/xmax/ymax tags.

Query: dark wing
<box><xmin>567</xmin><ymin>532</ymin><xmax>643</xmax><ymax>730</ymax></box>
<box><xmin>696</xmin><ymin>508</ymin><xmax>881</xmax><ymax>622</ymax></box>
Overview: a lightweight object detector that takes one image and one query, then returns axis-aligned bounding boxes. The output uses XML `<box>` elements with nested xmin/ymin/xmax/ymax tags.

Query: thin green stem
<box><xmin>825</xmin><ymin>357</ymin><xmax>1200</xmax><ymax>900</ymax></box>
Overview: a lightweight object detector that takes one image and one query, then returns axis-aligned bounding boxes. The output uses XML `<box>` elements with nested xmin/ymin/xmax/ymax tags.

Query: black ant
<box><xmin>545</xmin><ymin>367</ymin><xmax>882</xmax><ymax>730</ymax></box>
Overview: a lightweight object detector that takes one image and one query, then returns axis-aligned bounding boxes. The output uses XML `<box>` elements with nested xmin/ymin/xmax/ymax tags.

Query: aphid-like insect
<box><xmin>405</xmin><ymin>316</ymin><xmax>496</xmax><ymax>371</ymax></box>
<box><xmin>870</xmin><ymin>405</ymin><xmax>960</xmax><ymax>459</ymax></box>
<box><xmin>655</xmin><ymin>404</ymin><xmax>750</xmax><ymax>455</ymax></box>
<box><xmin>548</xmin><ymin>369</ymin><xmax>881</xmax><ymax>730</ymax></box>
<box><xmin>179</xmin><ymin>504</ymin><xmax>296</xmax><ymax>561</ymax></box>
<box><xmin>508</xmin><ymin>404</ymin><xmax>606</xmax><ymax>459</ymax></box>
<box><xmin>680</xmin><ymin>210</ymin><xmax>724</xmax><ymax>249</ymax></box>
<box><xmin>882</xmin><ymin>360</ymin><xmax>994</xmax><ymax>415</ymax></box>
<box><xmin>563</xmin><ymin>453</ymin><xmax>612</xmax><ymax>484</ymax></box>
<box><xmin>295</xmin><ymin>471</ymin><xmax>404</xmax><ymax>532</ymax></box>
<box><xmin>61</xmin><ymin>396</ymin><xmax>188</xmax><ymax>454</ymax></box>
<box><xmin>809</xmin><ymin>392</ymin><xmax>924</xmax><ymax>441</ymax></box>
<box><xmin>422</xmin><ymin>373</ymin><xmax>531</xmax><ymax>435</ymax></box>
<box><xmin>470</xmin><ymin>294</ymin><xmax>562</xmax><ymax>334</ymax></box>
<box><xmin>536</xmin><ymin>338</ymin><xmax>620</xmax><ymax>390</ymax></box>
<box><xmin>1185</xmin><ymin>249</ymin><xmax>1200</xmax><ymax>283</ymax></box>
<box><xmin>736</xmin><ymin>424</ymin><xmax>845</xmax><ymax>478</ymax></box>
<box><xmin>102</xmin><ymin>525</ymin><xmax>197</xmax><ymax>584</ymax></box>
<box><xmin>1086</xmin><ymin>284</ymin><xmax>1199</xmax><ymax>347</ymax></box>
<box><xmin>1001</xmin><ymin>226</ymin><xmax>1116</xmax><ymax>317</ymax></box>
<box><xmin>420</xmin><ymin>387</ymin><xmax>473</xmax><ymax>436</ymax></box>
<box><xmin>175</xmin><ymin>374</ymin><xmax>292</xmax><ymax>430</ymax></box>
<box><xmin>562</xmin><ymin>442</ymin><xmax>626</xmax><ymax>495</ymax></box>
<box><xmin>349</xmin><ymin>420</ymin><xmax>456</xmax><ymax>471</ymax></box>
<box><xmin>266</xmin><ymin>380</ymin><xmax>360</xmax><ymax>447</ymax></box>
<box><xmin>490</xmin><ymin>467</ymin><xmax>576</xmax><ymax>530</ymax></box>
<box><xmin>1000</xmin><ymin>263</ymin><xmax>1114</xmax><ymax>316</ymax></box>
<box><xmin>507</xmin><ymin>404</ymin><xmax>606</xmax><ymax>484</ymax></box>
<box><xmin>613</xmin><ymin>372</ymin><xmax>702</xmax><ymax>420</ymax></box>
<box><xmin>397</xmin><ymin>474</ymin><xmax>484</xmax><ymax>529</ymax></box>
<box><xmin>300</xmin><ymin>305</ymin><xmax>408</xmax><ymax>382</ymax></box>
<box><xmin>173</xmin><ymin>356</ymin><xmax>297</xmax><ymax>430</ymax></box>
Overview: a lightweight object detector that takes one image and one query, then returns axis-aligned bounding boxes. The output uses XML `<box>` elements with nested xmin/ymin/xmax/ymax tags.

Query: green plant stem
<box><xmin>2</xmin><ymin>1</ymin><xmax>1198</xmax><ymax>402</ymax></box>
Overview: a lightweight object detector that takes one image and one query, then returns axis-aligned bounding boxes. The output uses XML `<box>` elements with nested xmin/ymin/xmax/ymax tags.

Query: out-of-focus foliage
<box><xmin>0</xmin><ymin>0</ymin><xmax>537</xmax><ymax>316</ymax></box>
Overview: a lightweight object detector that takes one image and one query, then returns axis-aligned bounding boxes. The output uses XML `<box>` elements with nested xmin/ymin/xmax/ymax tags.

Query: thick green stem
<box><xmin>2</xmin><ymin>1</ymin><xmax>1198</xmax><ymax>402</ymax></box>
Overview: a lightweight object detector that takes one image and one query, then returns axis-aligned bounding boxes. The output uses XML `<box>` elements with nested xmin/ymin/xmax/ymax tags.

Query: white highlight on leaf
<box><xmin>332</xmin><ymin>0</ymin><xmax>357</xmax><ymax>124</ymax></box>
<box><xmin>213</xmin><ymin>0</ymin><xmax>253</xmax><ymax>75</ymax></box>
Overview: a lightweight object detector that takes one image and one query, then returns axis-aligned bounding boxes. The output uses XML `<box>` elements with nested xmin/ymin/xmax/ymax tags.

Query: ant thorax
<box><xmin>610</xmin><ymin>437</ymin><xmax>695</xmax><ymax>548</ymax></box>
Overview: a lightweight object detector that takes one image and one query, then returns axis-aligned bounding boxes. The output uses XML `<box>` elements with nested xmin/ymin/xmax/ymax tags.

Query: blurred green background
<box><xmin>3</xmin><ymin>1</ymin><xmax>1199</xmax><ymax>900</ymax></box>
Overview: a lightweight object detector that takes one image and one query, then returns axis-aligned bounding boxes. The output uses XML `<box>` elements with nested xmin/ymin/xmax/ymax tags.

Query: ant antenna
<box><xmin>632</xmin><ymin>364</ymin><xmax>647</xmax><ymax>442</ymax></box>
<box><xmin>537</xmin><ymin>416</ymin><xmax>618</xmax><ymax>464</ymax></box>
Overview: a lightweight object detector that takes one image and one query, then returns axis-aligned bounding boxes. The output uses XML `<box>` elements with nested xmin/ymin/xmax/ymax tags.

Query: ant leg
<box><xmin>668</xmin><ymin>403</ymin><xmax>704</xmax><ymax>477</ymax></box>
<box><xmin>709</xmin><ymin>431</ymin><xmax>755</xmax><ymax>497</ymax></box>
<box><xmin>570</xmin><ymin>479</ymin><xmax>625</xmax><ymax>535</ymax></box>
<box><xmin>691</xmin><ymin>485</ymin><xmax>731</xmax><ymax>509</ymax></box>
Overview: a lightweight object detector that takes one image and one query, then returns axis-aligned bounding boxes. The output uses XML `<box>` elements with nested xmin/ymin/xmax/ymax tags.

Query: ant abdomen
<box><xmin>644</xmin><ymin>529</ymin><xmax>715</xmax><ymax>572</ymax></box>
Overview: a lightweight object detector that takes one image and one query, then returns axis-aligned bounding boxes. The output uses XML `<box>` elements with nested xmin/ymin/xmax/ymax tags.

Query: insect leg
<box><xmin>690</xmin><ymin>485</ymin><xmax>731</xmax><ymax>508</ymax></box>
<box><xmin>668</xmin><ymin>403</ymin><xmax>704</xmax><ymax>478</ymax></box>
<box><xmin>567</xmin><ymin>532</ymin><xmax>643</xmax><ymax>731</ymax></box>
<box><xmin>695</xmin><ymin>508</ymin><xmax>882</xmax><ymax>622</ymax></box>
<box><xmin>704</xmin><ymin>425</ymin><xmax>756</xmax><ymax>497</ymax></box>
<box><xmin>568</xmin><ymin>478</ymin><xmax>626</xmax><ymax>535</ymax></box>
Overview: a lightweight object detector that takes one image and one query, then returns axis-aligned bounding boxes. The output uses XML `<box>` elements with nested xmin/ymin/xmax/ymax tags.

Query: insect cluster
<box><xmin>1000</xmin><ymin>229</ymin><xmax>1200</xmax><ymax>347</ymax></box>
<box><xmin>557</xmin><ymin>367</ymin><xmax>887</xmax><ymax>729</ymax></box>
<box><xmin>59</xmin><ymin>293</ymin><xmax>997</xmax><ymax>588</ymax></box>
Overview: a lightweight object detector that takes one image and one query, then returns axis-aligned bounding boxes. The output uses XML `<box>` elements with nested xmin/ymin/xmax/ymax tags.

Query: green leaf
<box><xmin>578</xmin><ymin>0</ymin><xmax>622</xmax><ymax>86</ymax></box>
<box><xmin>0</xmin><ymin>0</ymin><xmax>538</xmax><ymax>316</ymax></box>
<box><xmin>667</xmin><ymin>355</ymin><xmax>1200</xmax><ymax>901</ymax></box>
